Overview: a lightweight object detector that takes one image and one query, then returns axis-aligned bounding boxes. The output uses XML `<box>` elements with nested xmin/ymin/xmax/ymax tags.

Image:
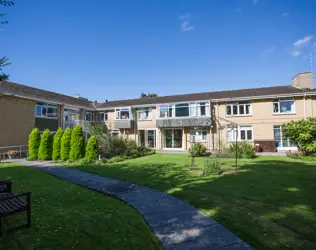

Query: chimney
<box><xmin>105</xmin><ymin>99</ymin><xmax>108</xmax><ymax>103</ymax></box>
<box><xmin>292</xmin><ymin>72</ymin><xmax>313</xmax><ymax>89</ymax></box>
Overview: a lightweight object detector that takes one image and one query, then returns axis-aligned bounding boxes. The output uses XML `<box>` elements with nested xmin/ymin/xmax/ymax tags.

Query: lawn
<box><xmin>69</xmin><ymin>154</ymin><xmax>316</xmax><ymax>250</ymax></box>
<box><xmin>0</xmin><ymin>163</ymin><xmax>162</xmax><ymax>250</ymax></box>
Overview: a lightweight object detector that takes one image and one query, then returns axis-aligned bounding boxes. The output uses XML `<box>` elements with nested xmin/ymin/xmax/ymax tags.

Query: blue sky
<box><xmin>1</xmin><ymin>0</ymin><xmax>316</xmax><ymax>101</ymax></box>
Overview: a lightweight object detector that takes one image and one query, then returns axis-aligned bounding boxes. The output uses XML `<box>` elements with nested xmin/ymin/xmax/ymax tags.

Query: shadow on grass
<box><xmin>72</xmin><ymin>156</ymin><xmax>316</xmax><ymax>250</ymax></box>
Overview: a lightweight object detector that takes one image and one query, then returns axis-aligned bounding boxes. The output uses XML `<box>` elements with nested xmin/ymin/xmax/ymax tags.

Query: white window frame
<box><xmin>273</xmin><ymin>99</ymin><xmax>295</xmax><ymax>114</ymax></box>
<box><xmin>138</xmin><ymin>108</ymin><xmax>152</xmax><ymax>120</ymax></box>
<box><xmin>226</xmin><ymin>102</ymin><xmax>252</xmax><ymax>116</ymax></box>
<box><xmin>157</xmin><ymin>101</ymin><xmax>210</xmax><ymax>119</ymax></box>
<box><xmin>227</xmin><ymin>126</ymin><xmax>253</xmax><ymax>142</ymax></box>
<box><xmin>190</xmin><ymin>128</ymin><xmax>208</xmax><ymax>142</ymax></box>
<box><xmin>115</xmin><ymin>107</ymin><xmax>132</xmax><ymax>120</ymax></box>
<box><xmin>273</xmin><ymin>125</ymin><xmax>297</xmax><ymax>150</ymax></box>
<box><xmin>35</xmin><ymin>103</ymin><xmax>58</xmax><ymax>119</ymax></box>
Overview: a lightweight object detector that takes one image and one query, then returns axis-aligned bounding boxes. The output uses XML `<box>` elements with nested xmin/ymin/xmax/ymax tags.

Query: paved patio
<box><xmin>12</xmin><ymin>159</ymin><xmax>252</xmax><ymax>250</ymax></box>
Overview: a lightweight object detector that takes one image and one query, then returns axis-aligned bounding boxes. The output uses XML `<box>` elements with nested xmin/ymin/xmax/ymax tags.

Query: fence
<box><xmin>0</xmin><ymin>145</ymin><xmax>28</xmax><ymax>159</ymax></box>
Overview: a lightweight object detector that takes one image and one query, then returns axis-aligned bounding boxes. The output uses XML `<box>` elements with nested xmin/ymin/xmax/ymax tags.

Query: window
<box><xmin>35</xmin><ymin>103</ymin><xmax>58</xmax><ymax>119</ymax></box>
<box><xmin>97</xmin><ymin>112</ymin><xmax>104</xmax><ymax>122</ymax></box>
<box><xmin>85</xmin><ymin>111</ymin><xmax>94</xmax><ymax>121</ymax></box>
<box><xmin>116</xmin><ymin>108</ymin><xmax>131</xmax><ymax>120</ymax></box>
<box><xmin>190</xmin><ymin>128</ymin><xmax>207</xmax><ymax>142</ymax></box>
<box><xmin>138</xmin><ymin>108</ymin><xmax>152</xmax><ymax>120</ymax></box>
<box><xmin>158</xmin><ymin>102</ymin><xmax>210</xmax><ymax>118</ymax></box>
<box><xmin>273</xmin><ymin>100</ymin><xmax>295</xmax><ymax>114</ymax></box>
<box><xmin>274</xmin><ymin>126</ymin><xmax>296</xmax><ymax>148</ymax></box>
<box><xmin>227</xmin><ymin>126</ymin><xmax>253</xmax><ymax>141</ymax></box>
<box><xmin>226</xmin><ymin>102</ymin><xmax>251</xmax><ymax>116</ymax></box>
<box><xmin>111</xmin><ymin>129</ymin><xmax>120</xmax><ymax>137</ymax></box>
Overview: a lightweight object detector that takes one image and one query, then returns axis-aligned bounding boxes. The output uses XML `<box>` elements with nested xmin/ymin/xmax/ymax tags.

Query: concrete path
<box><xmin>13</xmin><ymin>159</ymin><xmax>252</xmax><ymax>250</ymax></box>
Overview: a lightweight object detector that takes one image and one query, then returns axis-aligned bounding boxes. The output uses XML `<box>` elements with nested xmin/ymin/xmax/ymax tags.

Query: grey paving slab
<box><xmin>16</xmin><ymin>159</ymin><xmax>253</xmax><ymax>250</ymax></box>
<box><xmin>165</xmin><ymin>240</ymin><xmax>209</xmax><ymax>250</ymax></box>
<box><xmin>194</xmin><ymin>224</ymin><xmax>242</xmax><ymax>249</ymax></box>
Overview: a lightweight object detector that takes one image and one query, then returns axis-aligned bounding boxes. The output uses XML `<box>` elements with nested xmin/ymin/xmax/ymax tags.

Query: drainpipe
<box><xmin>304</xmin><ymin>93</ymin><xmax>307</xmax><ymax>120</ymax></box>
<box><xmin>216</xmin><ymin>101</ymin><xmax>220</xmax><ymax>152</ymax></box>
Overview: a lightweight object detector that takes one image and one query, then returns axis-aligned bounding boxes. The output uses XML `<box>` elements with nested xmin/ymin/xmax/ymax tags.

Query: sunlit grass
<box><xmin>69</xmin><ymin>154</ymin><xmax>316</xmax><ymax>250</ymax></box>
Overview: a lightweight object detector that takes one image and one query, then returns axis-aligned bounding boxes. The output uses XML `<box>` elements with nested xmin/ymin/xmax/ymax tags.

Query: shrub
<box><xmin>282</xmin><ymin>118</ymin><xmax>316</xmax><ymax>155</ymax></box>
<box><xmin>69</xmin><ymin>125</ymin><xmax>85</xmax><ymax>161</ymax></box>
<box><xmin>61</xmin><ymin>128</ymin><xmax>72</xmax><ymax>161</ymax></box>
<box><xmin>28</xmin><ymin>128</ymin><xmax>41</xmax><ymax>160</ymax></box>
<box><xmin>85</xmin><ymin>136</ymin><xmax>99</xmax><ymax>160</ymax></box>
<box><xmin>228</xmin><ymin>142</ymin><xmax>256</xmax><ymax>159</ymax></box>
<box><xmin>108</xmin><ymin>155</ymin><xmax>125</xmax><ymax>163</ymax></box>
<box><xmin>286</xmin><ymin>151</ymin><xmax>302</xmax><ymax>160</ymax></box>
<box><xmin>189</xmin><ymin>143</ymin><xmax>207</xmax><ymax>157</ymax></box>
<box><xmin>38</xmin><ymin>129</ymin><xmax>53</xmax><ymax>160</ymax></box>
<box><xmin>79</xmin><ymin>158</ymin><xmax>95</xmax><ymax>165</ymax></box>
<box><xmin>52</xmin><ymin>128</ymin><xmax>63</xmax><ymax>160</ymax></box>
<box><xmin>203</xmin><ymin>157</ymin><xmax>222</xmax><ymax>176</ymax></box>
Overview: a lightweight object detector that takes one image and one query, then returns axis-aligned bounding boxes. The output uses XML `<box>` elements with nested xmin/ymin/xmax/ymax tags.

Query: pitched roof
<box><xmin>0</xmin><ymin>81</ymin><xmax>95</xmax><ymax>109</ymax></box>
<box><xmin>96</xmin><ymin>85</ymin><xmax>314</xmax><ymax>109</ymax></box>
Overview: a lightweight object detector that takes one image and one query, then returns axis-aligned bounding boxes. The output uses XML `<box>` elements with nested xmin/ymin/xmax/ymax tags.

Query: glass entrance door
<box><xmin>163</xmin><ymin>129</ymin><xmax>183</xmax><ymax>149</ymax></box>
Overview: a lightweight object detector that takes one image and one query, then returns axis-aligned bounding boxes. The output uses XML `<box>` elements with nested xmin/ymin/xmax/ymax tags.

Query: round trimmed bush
<box><xmin>38</xmin><ymin>129</ymin><xmax>53</xmax><ymax>160</ymax></box>
<box><xmin>189</xmin><ymin>143</ymin><xmax>207</xmax><ymax>157</ymax></box>
<box><xmin>60</xmin><ymin>128</ymin><xmax>72</xmax><ymax>161</ymax></box>
<box><xmin>85</xmin><ymin>136</ymin><xmax>99</xmax><ymax>160</ymax></box>
<box><xmin>69</xmin><ymin>125</ymin><xmax>85</xmax><ymax>161</ymax></box>
<box><xmin>28</xmin><ymin>128</ymin><xmax>41</xmax><ymax>160</ymax></box>
<box><xmin>52</xmin><ymin>128</ymin><xmax>63</xmax><ymax>161</ymax></box>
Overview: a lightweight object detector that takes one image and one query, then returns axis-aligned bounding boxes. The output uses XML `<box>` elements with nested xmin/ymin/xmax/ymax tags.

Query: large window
<box><xmin>85</xmin><ymin>111</ymin><xmax>94</xmax><ymax>121</ymax></box>
<box><xmin>36</xmin><ymin>103</ymin><xmax>58</xmax><ymax>119</ymax></box>
<box><xmin>116</xmin><ymin>108</ymin><xmax>131</xmax><ymax>120</ymax></box>
<box><xmin>227</xmin><ymin>126</ymin><xmax>253</xmax><ymax>142</ymax></box>
<box><xmin>138</xmin><ymin>108</ymin><xmax>152</xmax><ymax>120</ymax></box>
<box><xmin>190</xmin><ymin>128</ymin><xmax>207</xmax><ymax>142</ymax></box>
<box><xmin>158</xmin><ymin>102</ymin><xmax>210</xmax><ymax>118</ymax></box>
<box><xmin>273</xmin><ymin>99</ymin><xmax>295</xmax><ymax>114</ymax></box>
<box><xmin>274</xmin><ymin>126</ymin><xmax>296</xmax><ymax>148</ymax></box>
<box><xmin>226</xmin><ymin>102</ymin><xmax>252</xmax><ymax>116</ymax></box>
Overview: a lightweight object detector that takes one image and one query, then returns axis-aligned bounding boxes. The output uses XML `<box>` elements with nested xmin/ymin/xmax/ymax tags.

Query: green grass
<box><xmin>68</xmin><ymin>154</ymin><xmax>316</xmax><ymax>250</ymax></box>
<box><xmin>0</xmin><ymin>163</ymin><xmax>162</xmax><ymax>250</ymax></box>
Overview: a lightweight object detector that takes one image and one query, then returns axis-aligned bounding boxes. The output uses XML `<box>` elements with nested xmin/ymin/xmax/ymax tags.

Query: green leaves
<box><xmin>52</xmin><ymin>128</ymin><xmax>64</xmax><ymax>161</ymax></box>
<box><xmin>38</xmin><ymin>129</ymin><xmax>53</xmax><ymax>160</ymax></box>
<box><xmin>61</xmin><ymin>128</ymin><xmax>72</xmax><ymax>161</ymax></box>
<box><xmin>28</xmin><ymin>128</ymin><xmax>41</xmax><ymax>160</ymax></box>
<box><xmin>282</xmin><ymin>117</ymin><xmax>316</xmax><ymax>155</ymax></box>
<box><xmin>69</xmin><ymin>126</ymin><xmax>85</xmax><ymax>161</ymax></box>
<box><xmin>85</xmin><ymin>136</ymin><xmax>99</xmax><ymax>160</ymax></box>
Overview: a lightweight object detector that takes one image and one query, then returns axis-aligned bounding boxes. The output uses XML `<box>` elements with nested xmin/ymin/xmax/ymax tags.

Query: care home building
<box><xmin>0</xmin><ymin>72</ymin><xmax>315</xmax><ymax>153</ymax></box>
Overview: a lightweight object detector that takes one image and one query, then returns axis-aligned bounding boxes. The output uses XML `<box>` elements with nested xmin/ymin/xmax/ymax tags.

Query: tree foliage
<box><xmin>282</xmin><ymin>118</ymin><xmax>316</xmax><ymax>155</ymax></box>
<box><xmin>28</xmin><ymin>128</ymin><xmax>41</xmax><ymax>160</ymax></box>
<box><xmin>140</xmin><ymin>92</ymin><xmax>158</xmax><ymax>98</ymax></box>
<box><xmin>38</xmin><ymin>129</ymin><xmax>53</xmax><ymax>160</ymax></box>
<box><xmin>0</xmin><ymin>0</ymin><xmax>14</xmax><ymax>81</ymax></box>
<box><xmin>85</xmin><ymin>136</ymin><xmax>99</xmax><ymax>160</ymax></box>
<box><xmin>52</xmin><ymin>128</ymin><xmax>63</xmax><ymax>160</ymax></box>
<box><xmin>69</xmin><ymin>125</ymin><xmax>85</xmax><ymax>161</ymax></box>
<box><xmin>60</xmin><ymin>128</ymin><xmax>71</xmax><ymax>161</ymax></box>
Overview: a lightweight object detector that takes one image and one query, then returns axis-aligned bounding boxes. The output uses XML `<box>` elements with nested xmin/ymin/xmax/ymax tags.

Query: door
<box><xmin>138</xmin><ymin>130</ymin><xmax>145</xmax><ymax>147</ymax></box>
<box><xmin>163</xmin><ymin>129</ymin><xmax>183</xmax><ymax>149</ymax></box>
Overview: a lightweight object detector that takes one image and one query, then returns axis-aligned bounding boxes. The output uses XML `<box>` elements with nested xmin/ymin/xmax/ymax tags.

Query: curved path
<box><xmin>16</xmin><ymin>159</ymin><xmax>252</xmax><ymax>250</ymax></box>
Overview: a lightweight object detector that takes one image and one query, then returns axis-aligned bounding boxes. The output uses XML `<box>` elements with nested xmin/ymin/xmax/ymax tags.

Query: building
<box><xmin>0</xmin><ymin>72</ymin><xmax>314</xmax><ymax>152</ymax></box>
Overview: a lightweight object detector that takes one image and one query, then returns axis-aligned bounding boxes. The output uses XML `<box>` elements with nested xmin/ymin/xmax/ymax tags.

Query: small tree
<box><xmin>85</xmin><ymin>136</ymin><xmax>99</xmax><ymax>160</ymax></box>
<box><xmin>52</xmin><ymin>128</ymin><xmax>63</xmax><ymax>160</ymax></box>
<box><xmin>69</xmin><ymin>125</ymin><xmax>85</xmax><ymax>161</ymax></box>
<box><xmin>60</xmin><ymin>128</ymin><xmax>71</xmax><ymax>161</ymax></box>
<box><xmin>282</xmin><ymin>118</ymin><xmax>316</xmax><ymax>155</ymax></box>
<box><xmin>28</xmin><ymin>128</ymin><xmax>41</xmax><ymax>160</ymax></box>
<box><xmin>38</xmin><ymin>129</ymin><xmax>53</xmax><ymax>160</ymax></box>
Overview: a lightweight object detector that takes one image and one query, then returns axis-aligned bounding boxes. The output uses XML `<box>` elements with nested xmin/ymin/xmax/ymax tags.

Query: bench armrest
<box><xmin>0</xmin><ymin>192</ymin><xmax>31</xmax><ymax>202</ymax></box>
<box><xmin>0</xmin><ymin>180</ymin><xmax>12</xmax><ymax>185</ymax></box>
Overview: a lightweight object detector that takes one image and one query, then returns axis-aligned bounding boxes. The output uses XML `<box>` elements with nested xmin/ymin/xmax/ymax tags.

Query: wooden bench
<box><xmin>0</xmin><ymin>180</ymin><xmax>12</xmax><ymax>193</ymax></box>
<box><xmin>0</xmin><ymin>188</ymin><xmax>31</xmax><ymax>236</ymax></box>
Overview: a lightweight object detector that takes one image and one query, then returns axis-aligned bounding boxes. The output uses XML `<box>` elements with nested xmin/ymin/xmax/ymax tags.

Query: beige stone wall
<box><xmin>137</xmin><ymin>107</ymin><xmax>157</xmax><ymax>129</ymax></box>
<box><xmin>211</xmin><ymin>97</ymin><xmax>310</xmax><ymax>150</ymax></box>
<box><xmin>0</xmin><ymin>96</ymin><xmax>36</xmax><ymax>147</ymax></box>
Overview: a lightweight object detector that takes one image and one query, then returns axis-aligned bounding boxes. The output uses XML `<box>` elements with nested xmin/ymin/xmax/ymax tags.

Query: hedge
<box><xmin>69</xmin><ymin>125</ymin><xmax>85</xmax><ymax>161</ymax></box>
<box><xmin>52</xmin><ymin>128</ymin><xmax>63</xmax><ymax>160</ymax></box>
<box><xmin>60</xmin><ymin>128</ymin><xmax>72</xmax><ymax>161</ymax></box>
<box><xmin>38</xmin><ymin>129</ymin><xmax>53</xmax><ymax>160</ymax></box>
<box><xmin>28</xmin><ymin>128</ymin><xmax>41</xmax><ymax>160</ymax></box>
